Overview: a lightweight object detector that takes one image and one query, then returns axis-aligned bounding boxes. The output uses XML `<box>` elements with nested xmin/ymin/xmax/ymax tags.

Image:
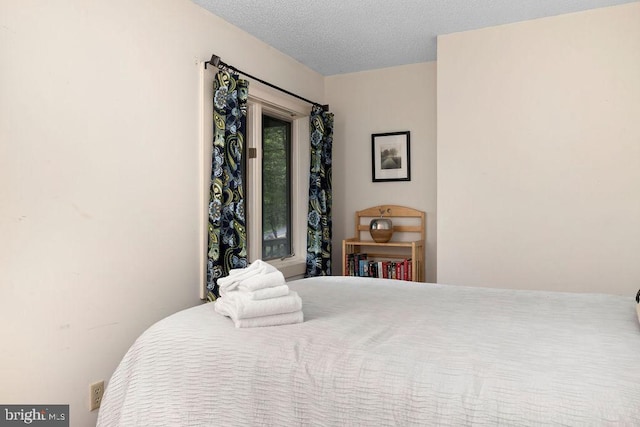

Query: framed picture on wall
<box><xmin>371</xmin><ymin>131</ymin><xmax>411</xmax><ymax>182</ymax></box>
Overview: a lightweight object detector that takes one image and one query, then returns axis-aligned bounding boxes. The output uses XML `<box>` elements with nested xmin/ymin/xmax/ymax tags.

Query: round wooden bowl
<box><xmin>369</xmin><ymin>218</ymin><xmax>393</xmax><ymax>243</ymax></box>
<box><xmin>370</xmin><ymin>228</ymin><xmax>393</xmax><ymax>243</ymax></box>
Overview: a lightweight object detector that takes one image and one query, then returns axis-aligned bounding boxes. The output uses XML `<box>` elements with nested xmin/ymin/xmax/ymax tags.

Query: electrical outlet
<box><xmin>90</xmin><ymin>380</ymin><xmax>104</xmax><ymax>411</ymax></box>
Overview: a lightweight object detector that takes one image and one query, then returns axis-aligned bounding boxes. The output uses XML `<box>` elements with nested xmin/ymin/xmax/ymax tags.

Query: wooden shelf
<box><xmin>342</xmin><ymin>205</ymin><xmax>426</xmax><ymax>282</ymax></box>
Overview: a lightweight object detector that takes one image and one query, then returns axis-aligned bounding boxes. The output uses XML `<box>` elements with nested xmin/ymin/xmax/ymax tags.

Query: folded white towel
<box><xmin>215</xmin><ymin>291</ymin><xmax>302</xmax><ymax>320</ymax></box>
<box><xmin>229</xmin><ymin>310</ymin><xmax>304</xmax><ymax>328</ymax></box>
<box><xmin>227</xmin><ymin>259</ymin><xmax>276</xmax><ymax>277</ymax></box>
<box><xmin>220</xmin><ymin>284</ymin><xmax>289</xmax><ymax>300</ymax></box>
<box><xmin>244</xmin><ymin>284</ymin><xmax>290</xmax><ymax>300</ymax></box>
<box><xmin>238</xmin><ymin>270</ymin><xmax>286</xmax><ymax>292</ymax></box>
<box><xmin>218</xmin><ymin>260</ymin><xmax>278</xmax><ymax>292</ymax></box>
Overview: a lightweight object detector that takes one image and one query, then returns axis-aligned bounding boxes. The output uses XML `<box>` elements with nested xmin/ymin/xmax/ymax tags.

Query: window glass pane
<box><xmin>262</xmin><ymin>115</ymin><xmax>291</xmax><ymax>260</ymax></box>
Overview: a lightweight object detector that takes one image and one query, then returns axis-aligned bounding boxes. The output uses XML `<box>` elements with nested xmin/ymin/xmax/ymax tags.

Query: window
<box><xmin>261</xmin><ymin>115</ymin><xmax>292</xmax><ymax>260</ymax></box>
<box><xmin>199</xmin><ymin>72</ymin><xmax>312</xmax><ymax>297</ymax></box>
<box><xmin>244</xmin><ymin>85</ymin><xmax>311</xmax><ymax>278</ymax></box>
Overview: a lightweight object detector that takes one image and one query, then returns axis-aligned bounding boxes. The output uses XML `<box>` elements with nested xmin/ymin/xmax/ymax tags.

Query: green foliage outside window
<box><xmin>262</xmin><ymin>115</ymin><xmax>291</xmax><ymax>259</ymax></box>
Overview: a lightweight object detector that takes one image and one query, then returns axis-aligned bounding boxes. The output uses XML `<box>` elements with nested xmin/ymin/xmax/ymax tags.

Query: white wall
<box><xmin>437</xmin><ymin>3</ymin><xmax>640</xmax><ymax>294</ymax></box>
<box><xmin>327</xmin><ymin>63</ymin><xmax>438</xmax><ymax>282</ymax></box>
<box><xmin>0</xmin><ymin>1</ymin><xmax>324</xmax><ymax>426</ymax></box>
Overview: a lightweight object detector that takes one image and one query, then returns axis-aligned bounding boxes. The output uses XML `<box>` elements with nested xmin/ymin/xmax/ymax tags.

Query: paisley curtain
<box><xmin>207</xmin><ymin>71</ymin><xmax>249</xmax><ymax>301</ymax></box>
<box><xmin>305</xmin><ymin>105</ymin><xmax>334</xmax><ymax>277</ymax></box>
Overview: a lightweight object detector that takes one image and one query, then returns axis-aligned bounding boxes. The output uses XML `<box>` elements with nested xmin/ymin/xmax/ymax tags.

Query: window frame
<box><xmin>245</xmin><ymin>83</ymin><xmax>311</xmax><ymax>279</ymax></box>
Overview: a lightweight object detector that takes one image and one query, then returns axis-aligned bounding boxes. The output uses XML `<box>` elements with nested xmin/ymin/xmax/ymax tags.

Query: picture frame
<box><xmin>371</xmin><ymin>131</ymin><xmax>411</xmax><ymax>182</ymax></box>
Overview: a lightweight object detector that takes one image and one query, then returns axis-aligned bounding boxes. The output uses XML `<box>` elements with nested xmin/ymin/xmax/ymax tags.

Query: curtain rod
<box><xmin>204</xmin><ymin>54</ymin><xmax>329</xmax><ymax>112</ymax></box>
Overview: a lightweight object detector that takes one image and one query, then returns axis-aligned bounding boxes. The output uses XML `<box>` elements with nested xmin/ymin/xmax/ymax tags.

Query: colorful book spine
<box><xmin>346</xmin><ymin>253</ymin><xmax>415</xmax><ymax>281</ymax></box>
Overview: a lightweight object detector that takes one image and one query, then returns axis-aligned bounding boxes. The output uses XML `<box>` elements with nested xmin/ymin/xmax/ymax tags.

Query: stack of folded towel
<box><xmin>214</xmin><ymin>260</ymin><xmax>303</xmax><ymax>328</ymax></box>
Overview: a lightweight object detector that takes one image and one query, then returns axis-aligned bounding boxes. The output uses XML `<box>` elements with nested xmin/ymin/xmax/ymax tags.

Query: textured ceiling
<box><xmin>192</xmin><ymin>0</ymin><xmax>637</xmax><ymax>76</ymax></box>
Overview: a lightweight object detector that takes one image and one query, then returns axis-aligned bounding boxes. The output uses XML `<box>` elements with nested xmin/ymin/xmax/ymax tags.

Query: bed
<box><xmin>97</xmin><ymin>276</ymin><xmax>640</xmax><ymax>426</ymax></box>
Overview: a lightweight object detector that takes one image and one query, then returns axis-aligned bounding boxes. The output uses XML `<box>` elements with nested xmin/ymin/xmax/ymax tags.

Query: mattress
<box><xmin>97</xmin><ymin>277</ymin><xmax>640</xmax><ymax>426</ymax></box>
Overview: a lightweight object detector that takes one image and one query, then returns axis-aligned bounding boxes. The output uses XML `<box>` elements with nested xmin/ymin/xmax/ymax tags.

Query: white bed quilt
<box><xmin>97</xmin><ymin>277</ymin><xmax>640</xmax><ymax>426</ymax></box>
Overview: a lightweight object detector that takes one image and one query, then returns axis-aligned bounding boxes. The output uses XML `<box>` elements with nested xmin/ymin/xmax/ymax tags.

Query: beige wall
<box><xmin>0</xmin><ymin>1</ymin><xmax>324</xmax><ymax>425</ymax></box>
<box><xmin>326</xmin><ymin>63</ymin><xmax>438</xmax><ymax>282</ymax></box>
<box><xmin>437</xmin><ymin>3</ymin><xmax>640</xmax><ymax>294</ymax></box>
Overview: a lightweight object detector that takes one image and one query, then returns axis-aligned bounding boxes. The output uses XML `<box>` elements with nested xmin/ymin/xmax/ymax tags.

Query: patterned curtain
<box><xmin>207</xmin><ymin>71</ymin><xmax>249</xmax><ymax>301</ymax></box>
<box><xmin>305</xmin><ymin>105</ymin><xmax>334</xmax><ymax>277</ymax></box>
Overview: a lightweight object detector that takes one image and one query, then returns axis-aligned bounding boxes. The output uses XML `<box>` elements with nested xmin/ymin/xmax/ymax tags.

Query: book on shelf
<box><xmin>344</xmin><ymin>254</ymin><xmax>413</xmax><ymax>281</ymax></box>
